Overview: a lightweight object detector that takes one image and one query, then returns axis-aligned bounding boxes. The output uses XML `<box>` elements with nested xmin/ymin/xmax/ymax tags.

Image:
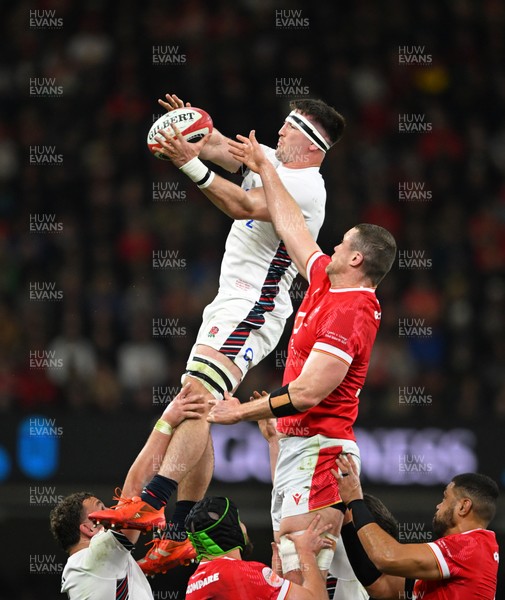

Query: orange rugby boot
<box><xmin>88</xmin><ymin>488</ymin><xmax>166</xmax><ymax>532</ymax></box>
<box><xmin>138</xmin><ymin>536</ymin><xmax>196</xmax><ymax>575</ymax></box>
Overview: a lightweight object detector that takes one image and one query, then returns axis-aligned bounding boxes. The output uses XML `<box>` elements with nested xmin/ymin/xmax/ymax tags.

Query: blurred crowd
<box><xmin>1</xmin><ymin>0</ymin><xmax>505</xmax><ymax>425</ymax></box>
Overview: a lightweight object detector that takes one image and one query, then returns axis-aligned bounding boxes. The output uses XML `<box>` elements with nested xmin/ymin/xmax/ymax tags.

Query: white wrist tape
<box><xmin>179</xmin><ymin>157</ymin><xmax>215</xmax><ymax>188</ymax></box>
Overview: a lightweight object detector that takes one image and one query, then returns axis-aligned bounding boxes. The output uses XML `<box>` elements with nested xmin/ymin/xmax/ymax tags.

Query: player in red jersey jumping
<box><xmin>207</xmin><ymin>131</ymin><xmax>397</xmax><ymax>585</ymax></box>
<box><xmin>334</xmin><ymin>455</ymin><xmax>499</xmax><ymax>600</ymax></box>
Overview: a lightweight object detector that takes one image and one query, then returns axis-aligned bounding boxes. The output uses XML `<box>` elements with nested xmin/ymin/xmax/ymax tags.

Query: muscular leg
<box><xmin>279</xmin><ymin>507</ymin><xmax>344</xmax><ymax>584</ymax></box>
<box><xmin>157</xmin><ymin>345</ymin><xmax>242</xmax><ymax>491</ymax></box>
<box><xmin>156</xmin><ymin>376</ymin><xmax>212</xmax><ymax>484</ymax></box>
<box><xmin>177</xmin><ymin>434</ymin><xmax>214</xmax><ymax>501</ymax></box>
<box><xmin>162</xmin><ymin>436</ymin><xmax>214</xmax><ymax>542</ymax></box>
<box><xmin>87</xmin><ymin>353</ymin><xmax>236</xmax><ymax>543</ymax></box>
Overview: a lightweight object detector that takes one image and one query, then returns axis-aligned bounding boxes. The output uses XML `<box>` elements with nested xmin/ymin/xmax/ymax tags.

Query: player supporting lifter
<box><xmin>207</xmin><ymin>131</ymin><xmax>397</xmax><ymax>584</ymax></box>
<box><xmin>334</xmin><ymin>455</ymin><xmax>500</xmax><ymax>599</ymax></box>
<box><xmin>50</xmin><ymin>387</ymin><xmax>204</xmax><ymax>599</ymax></box>
<box><xmin>185</xmin><ymin>497</ymin><xmax>334</xmax><ymax>599</ymax></box>
<box><xmin>89</xmin><ymin>96</ymin><xmax>346</xmax><ymax>573</ymax></box>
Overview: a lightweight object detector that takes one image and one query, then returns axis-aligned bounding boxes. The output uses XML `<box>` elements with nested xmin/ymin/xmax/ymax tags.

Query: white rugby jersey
<box><xmin>61</xmin><ymin>530</ymin><xmax>153</xmax><ymax>600</ymax></box>
<box><xmin>217</xmin><ymin>144</ymin><xmax>326</xmax><ymax>319</ymax></box>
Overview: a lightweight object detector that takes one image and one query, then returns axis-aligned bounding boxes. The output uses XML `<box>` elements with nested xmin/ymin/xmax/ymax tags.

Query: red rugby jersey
<box><xmin>186</xmin><ymin>557</ymin><xmax>291</xmax><ymax>600</ymax></box>
<box><xmin>277</xmin><ymin>252</ymin><xmax>381</xmax><ymax>440</ymax></box>
<box><xmin>413</xmin><ymin>529</ymin><xmax>499</xmax><ymax>599</ymax></box>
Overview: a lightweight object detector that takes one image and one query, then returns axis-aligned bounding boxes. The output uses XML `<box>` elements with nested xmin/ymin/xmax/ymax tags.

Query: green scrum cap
<box><xmin>185</xmin><ymin>497</ymin><xmax>247</xmax><ymax>561</ymax></box>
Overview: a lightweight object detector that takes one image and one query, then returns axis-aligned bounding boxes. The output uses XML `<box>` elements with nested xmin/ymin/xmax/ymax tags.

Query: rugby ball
<box><xmin>147</xmin><ymin>107</ymin><xmax>213</xmax><ymax>160</ymax></box>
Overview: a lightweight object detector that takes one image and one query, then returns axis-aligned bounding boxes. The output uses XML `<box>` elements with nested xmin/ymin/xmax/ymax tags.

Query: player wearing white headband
<box><xmin>284</xmin><ymin>110</ymin><xmax>332</xmax><ymax>153</ymax></box>
<box><xmin>89</xmin><ymin>97</ymin><xmax>345</xmax><ymax>574</ymax></box>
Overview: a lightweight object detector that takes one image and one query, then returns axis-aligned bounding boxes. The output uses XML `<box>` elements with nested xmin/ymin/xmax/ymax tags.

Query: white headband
<box><xmin>285</xmin><ymin>110</ymin><xmax>330</xmax><ymax>152</ymax></box>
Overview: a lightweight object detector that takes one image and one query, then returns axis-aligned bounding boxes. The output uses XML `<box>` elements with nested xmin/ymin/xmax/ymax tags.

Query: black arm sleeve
<box><xmin>404</xmin><ymin>578</ymin><xmax>415</xmax><ymax>594</ymax></box>
<box><xmin>340</xmin><ymin>522</ymin><xmax>382</xmax><ymax>587</ymax></box>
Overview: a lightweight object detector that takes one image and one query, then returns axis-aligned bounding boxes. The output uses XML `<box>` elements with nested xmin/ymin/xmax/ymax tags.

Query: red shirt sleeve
<box><xmin>428</xmin><ymin>534</ymin><xmax>478</xmax><ymax>579</ymax></box>
<box><xmin>305</xmin><ymin>251</ymin><xmax>328</xmax><ymax>285</ymax></box>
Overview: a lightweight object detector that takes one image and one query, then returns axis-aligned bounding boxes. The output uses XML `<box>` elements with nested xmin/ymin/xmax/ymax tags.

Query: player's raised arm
<box><xmin>334</xmin><ymin>455</ymin><xmax>442</xmax><ymax>581</ymax></box>
<box><xmin>115</xmin><ymin>384</ymin><xmax>205</xmax><ymax>543</ymax></box>
<box><xmin>229</xmin><ymin>131</ymin><xmax>320</xmax><ymax>279</ymax></box>
<box><xmin>158</xmin><ymin>93</ymin><xmax>242</xmax><ymax>173</ymax></box>
<box><xmin>155</xmin><ymin>125</ymin><xmax>272</xmax><ymax>220</ymax></box>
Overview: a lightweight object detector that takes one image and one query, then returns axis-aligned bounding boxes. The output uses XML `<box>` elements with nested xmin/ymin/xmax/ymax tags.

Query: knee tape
<box><xmin>184</xmin><ymin>353</ymin><xmax>240</xmax><ymax>400</ymax></box>
<box><xmin>279</xmin><ymin>532</ymin><xmax>303</xmax><ymax>573</ymax></box>
<box><xmin>279</xmin><ymin>532</ymin><xmax>338</xmax><ymax>573</ymax></box>
<box><xmin>317</xmin><ymin>533</ymin><xmax>338</xmax><ymax>570</ymax></box>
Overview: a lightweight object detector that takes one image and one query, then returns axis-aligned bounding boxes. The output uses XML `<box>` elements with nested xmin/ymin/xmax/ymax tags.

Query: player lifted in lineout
<box><xmin>89</xmin><ymin>94</ymin><xmax>346</xmax><ymax>574</ymax></box>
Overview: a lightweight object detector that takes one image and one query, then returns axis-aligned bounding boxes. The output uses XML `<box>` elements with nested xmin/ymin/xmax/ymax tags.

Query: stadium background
<box><xmin>1</xmin><ymin>0</ymin><xmax>504</xmax><ymax>597</ymax></box>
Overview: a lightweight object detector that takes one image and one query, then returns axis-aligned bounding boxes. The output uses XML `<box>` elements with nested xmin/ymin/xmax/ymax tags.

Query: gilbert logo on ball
<box><xmin>147</xmin><ymin>108</ymin><xmax>213</xmax><ymax>160</ymax></box>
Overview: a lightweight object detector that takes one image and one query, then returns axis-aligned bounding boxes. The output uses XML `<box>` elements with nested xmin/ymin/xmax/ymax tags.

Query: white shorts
<box><xmin>188</xmin><ymin>294</ymin><xmax>286</xmax><ymax>378</ymax></box>
<box><xmin>271</xmin><ymin>435</ymin><xmax>361</xmax><ymax>531</ymax></box>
